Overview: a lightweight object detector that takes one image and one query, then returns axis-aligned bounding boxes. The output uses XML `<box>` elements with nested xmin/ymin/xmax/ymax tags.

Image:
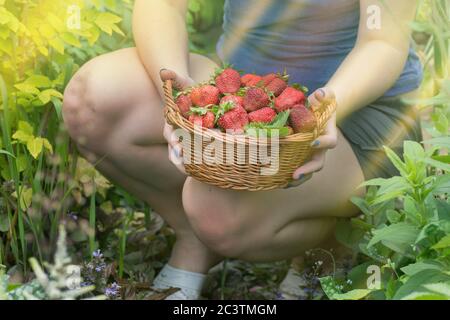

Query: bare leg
<box><xmin>63</xmin><ymin>48</ymin><xmax>222</xmax><ymax>273</ymax></box>
<box><xmin>182</xmin><ymin>130</ymin><xmax>365</xmax><ymax>262</ymax></box>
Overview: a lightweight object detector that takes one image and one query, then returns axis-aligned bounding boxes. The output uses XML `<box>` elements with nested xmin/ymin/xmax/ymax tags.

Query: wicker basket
<box><xmin>163</xmin><ymin>80</ymin><xmax>336</xmax><ymax>191</ymax></box>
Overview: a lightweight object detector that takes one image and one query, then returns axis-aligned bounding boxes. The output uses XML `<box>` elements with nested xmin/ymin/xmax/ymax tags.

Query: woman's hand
<box><xmin>160</xmin><ymin>69</ymin><xmax>194</xmax><ymax>175</ymax></box>
<box><xmin>288</xmin><ymin>87</ymin><xmax>338</xmax><ymax>188</ymax></box>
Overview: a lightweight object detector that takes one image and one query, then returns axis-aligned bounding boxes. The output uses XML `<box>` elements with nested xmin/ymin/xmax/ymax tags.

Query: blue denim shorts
<box><xmin>338</xmin><ymin>96</ymin><xmax>422</xmax><ymax>180</ymax></box>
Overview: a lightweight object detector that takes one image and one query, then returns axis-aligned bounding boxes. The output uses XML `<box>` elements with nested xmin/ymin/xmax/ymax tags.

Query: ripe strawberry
<box><xmin>289</xmin><ymin>104</ymin><xmax>317</xmax><ymax>133</ymax></box>
<box><xmin>240</xmin><ymin>74</ymin><xmax>252</xmax><ymax>86</ymax></box>
<box><xmin>190</xmin><ymin>85</ymin><xmax>220</xmax><ymax>107</ymax></box>
<box><xmin>266</xmin><ymin>78</ymin><xmax>288</xmax><ymax>97</ymax></box>
<box><xmin>261</xmin><ymin>73</ymin><xmax>278</xmax><ymax>86</ymax></box>
<box><xmin>176</xmin><ymin>94</ymin><xmax>192</xmax><ymax>118</ymax></box>
<box><xmin>220</xmin><ymin>95</ymin><xmax>244</xmax><ymax>108</ymax></box>
<box><xmin>243</xmin><ymin>87</ymin><xmax>270</xmax><ymax>112</ymax></box>
<box><xmin>247</xmin><ymin>76</ymin><xmax>264</xmax><ymax>87</ymax></box>
<box><xmin>218</xmin><ymin>105</ymin><xmax>249</xmax><ymax>133</ymax></box>
<box><xmin>189</xmin><ymin>111</ymin><xmax>215</xmax><ymax>129</ymax></box>
<box><xmin>241</xmin><ymin>74</ymin><xmax>262</xmax><ymax>87</ymax></box>
<box><xmin>274</xmin><ymin>87</ymin><xmax>306</xmax><ymax>113</ymax></box>
<box><xmin>248</xmin><ymin>107</ymin><xmax>277</xmax><ymax>124</ymax></box>
<box><xmin>215</xmin><ymin>68</ymin><xmax>241</xmax><ymax>94</ymax></box>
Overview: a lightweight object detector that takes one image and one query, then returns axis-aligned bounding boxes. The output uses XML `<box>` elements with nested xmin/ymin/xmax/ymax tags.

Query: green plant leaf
<box><xmin>38</xmin><ymin>89</ymin><xmax>63</xmax><ymax>105</ymax></box>
<box><xmin>393</xmin><ymin>269</ymin><xmax>450</xmax><ymax>300</ymax></box>
<box><xmin>423</xmin><ymin>137</ymin><xmax>450</xmax><ymax>149</ymax></box>
<box><xmin>347</xmin><ymin>262</ymin><xmax>377</xmax><ymax>289</ymax></box>
<box><xmin>368</xmin><ymin>222</ymin><xmax>420</xmax><ymax>253</ymax></box>
<box><xmin>423</xmin><ymin>158</ymin><xmax>450</xmax><ymax>172</ymax></box>
<box><xmin>430</xmin><ymin>174</ymin><xmax>450</xmax><ymax>195</ymax></box>
<box><xmin>42</xmin><ymin>138</ymin><xmax>53</xmax><ymax>154</ymax></box>
<box><xmin>0</xmin><ymin>149</ymin><xmax>15</xmax><ymax>158</ymax></box>
<box><xmin>0</xmin><ymin>214</ymin><xmax>10</xmax><ymax>233</ymax></box>
<box><xmin>402</xmin><ymin>196</ymin><xmax>421</xmax><ymax>225</ymax></box>
<box><xmin>14</xmin><ymin>83</ymin><xmax>40</xmax><ymax>95</ymax></box>
<box><xmin>27</xmin><ymin>137</ymin><xmax>44</xmax><ymax>159</ymax></box>
<box><xmin>60</xmin><ymin>32</ymin><xmax>81</xmax><ymax>48</ymax></box>
<box><xmin>432</xmin><ymin>234</ymin><xmax>450</xmax><ymax>250</ymax></box>
<box><xmin>12</xmin><ymin>130</ymin><xmax>33</xmax><ymax>143</ymax></box>
<box><xmin>386</xmin><ymin>209</ymin><xmax>402</xmax><ymax>224</ymax></box>
<box><xmin>401</xmin><ymin>291</ymin><xmax>448</xmax><ymax>300</ymax></box>
<box><xmin>431</xmin><ymin>109</ymin><xmax>449</xmax><ymax>135</ymax></box>
<box><xmin>24</xmin><ymin>75</ymin><xmax>52</xmax><ymax>88</ymax></box>
<box><xmin>95</xmin><ymin>12</ymin><xmax>122</xmax><ymax>35</ymax></box>
<box><xmin>18</xmin><ymin>121</ymin><xmax>34</xmax><ymax>135</ymax></box>
<box><xmin>12</xmin><ymin>187</ymin><xmax>33</xmax><ymax>211</ymax></box>
<box><xmin>350</xmin><ymin>196</ymin><xmax>372</xmax><ymax>216</ymax></box>
<box><xmin>422</xmin><ymin>283</ymin><xmax>450</xmax><ymax>298</ymax></box>
<box><xmin>384</xmin><ymin>146</ymin><xmax>408</xmax><ymax>177</ymax></box>
<box><xmin>362</xmin><ymin>176</ymin><xmax>411</xmax><ymax>205</ymax></box>
<box><xmin>335</xmin><ymin>219</ymin><xmax>367</xmax><ymax>249</ymax></box>
<box><xmin>333</xmin><ymin>289</ymin><xmax>372</xmax><ymax>301</ymax></box>
<box><xmin>401</xmin><ymin>260</ymin><xmax>445</xmax><ymax>276</ymax></box>
<box><xmin>319</xmin><ymin>276</ymin><xmax>342</xmax><ymax>299</ymax></box>
<box><xmin>435</xmin><ymin>199</ymin><xmax>450</xmax><ymax>221</ymax></box>
<box><xmin>404</xmin><ymin>141</ymin><xmax>426</xmax><ymax>161</ymax></box>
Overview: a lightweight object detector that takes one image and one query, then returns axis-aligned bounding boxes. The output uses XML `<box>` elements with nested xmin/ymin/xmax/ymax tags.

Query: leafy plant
<box><xmin>322</xmin><ymin>140</ymin><xmax>450</xmax><ymax>300</ymax></box>
<box><xmin>319</xmin><ymin>0</ymin><xmax>450</xmax><ymax>301</ymax></box>
<box><xmin>187</xmin><ymin>0</ymin><xmax>224</xmax><ymax>54</ymax></box>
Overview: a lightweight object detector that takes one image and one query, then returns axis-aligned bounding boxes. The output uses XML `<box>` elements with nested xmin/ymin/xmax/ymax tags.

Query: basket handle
<box><xmin>163</xmin><ymin>79</ymin><xmax>180</xmax><ymax>113</ymax></box>
<box><xmin>311</xmin><ymin>99</ymin><xmax>337</xmax><ymax>139</ymax></box>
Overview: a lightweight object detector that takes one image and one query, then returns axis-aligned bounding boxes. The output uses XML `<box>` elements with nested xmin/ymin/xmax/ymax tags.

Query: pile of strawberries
<box><xmin>174</xmin><ymin>67</ymin><xmax>317</xmax><ymax>136</ymax></box>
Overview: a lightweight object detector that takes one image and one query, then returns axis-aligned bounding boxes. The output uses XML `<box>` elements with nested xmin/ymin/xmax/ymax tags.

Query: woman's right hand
<box><xmin>160</xmin><ymin>69</ymin><xmax>195</xmax><ymax>175</ymax></box>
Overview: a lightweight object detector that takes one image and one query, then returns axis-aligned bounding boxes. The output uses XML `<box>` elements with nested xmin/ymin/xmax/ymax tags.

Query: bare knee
<box><xmin>63</xmin><ymin>62</ymin><xmax>106</xmax><ymax>155</ymax></box>
<box><xmin>182</xmin><ymin>179</ymin><xmax>247</xmax><ymax>258</ymax></box>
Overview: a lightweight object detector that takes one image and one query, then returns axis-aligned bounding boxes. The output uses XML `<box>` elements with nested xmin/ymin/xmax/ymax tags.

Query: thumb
<box><xmin>308</xmin><ymin>87</ymin><xmax>335</xmax><ymax>111</ymax></box>
<box><xmin>160</xmin><ymin>69</ymin><xmax>195</xmax><ymax>90</ymax></box>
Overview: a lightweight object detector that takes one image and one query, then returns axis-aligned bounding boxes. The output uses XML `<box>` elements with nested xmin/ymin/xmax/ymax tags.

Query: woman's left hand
<box><xmin>287</xmin><ymin>87</ymin><xmax>338</xmax><ymax>188</ymax></box>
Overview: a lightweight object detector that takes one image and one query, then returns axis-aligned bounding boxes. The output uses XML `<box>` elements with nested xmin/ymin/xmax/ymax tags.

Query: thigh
<box><xmin>64</xmin><ymin>48</ymin><xmax>218</xmax><ymax>190</ymax></box>
<box><xmin>65</xmin><ymin>48</ymin><xmax>218</xmax><ymax>149</ymax></box>
<box><xmin>183</xmin><ymin>130</ymin><xmax>365</xmax><ymax>251</ymax></box>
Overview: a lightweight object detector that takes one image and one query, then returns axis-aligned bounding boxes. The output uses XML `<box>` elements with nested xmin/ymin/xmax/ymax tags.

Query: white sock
<box><xmin>153</xmin><ymin>264</ymin><xmax>206</xmax><ymax>300</ymax></box>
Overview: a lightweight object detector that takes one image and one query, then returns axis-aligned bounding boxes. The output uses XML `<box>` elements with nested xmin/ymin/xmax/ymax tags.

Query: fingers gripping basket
<box><xmin>163</xmin><ymin>80</ymin><xmax>336</xmax><ymax>191</ymax></box>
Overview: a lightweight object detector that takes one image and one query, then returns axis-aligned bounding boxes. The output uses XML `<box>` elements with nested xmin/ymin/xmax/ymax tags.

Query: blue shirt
<box><xmin>217</xmin><ymin>0</ymin><xmax>423</xmax><ymax>97</ymax></box>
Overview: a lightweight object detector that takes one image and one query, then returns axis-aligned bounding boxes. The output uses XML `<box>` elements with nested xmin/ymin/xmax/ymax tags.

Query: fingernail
<box><xmin>160</xmin><ymin>68</ymin><xmax>167</xmax><ymax>74</ymax></box>
<box><xmin>311</xmin><ymin>140</ymin><xmax>320</xmax><ymax>147</ymax></box>
<box><xmin>174</xmin><ymin>147</ymin><xmax>180</xmax><ymax>158</ymax></box>
<box><xmin>318</xmin><ymin>88</ymin><xmax>326</xmax><ymax>98</ymax></box>
<box><xmin>296</xmin><ymin>174</ymin><xmax>304</xmax><ymax>180</ymax></box>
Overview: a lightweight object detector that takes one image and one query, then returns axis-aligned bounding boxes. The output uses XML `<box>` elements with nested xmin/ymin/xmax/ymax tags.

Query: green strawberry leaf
<box><xmin>189</xmin><ymin>106</ymin><xmax>209</xmax><ymax>116</ymax></box>
<box><xmin>236</xmin><ymin>87</ymin><xmax>247</xmax><ymax>96</ymax></box>
<box><xmin>270</xmin><ymin>110</ymin><xmax>291</xmax><ymax>128</ymax></box>
<box><xmin>245</xmin><ymin>111</ymin><xmax>291</xmax><ymax>137</ymax></box>
<box><xmin>211</xmin><ymin>102</ymin><xmax>236</xmax><ymax>123</ymax></box>
<box><xmin>292</xmin><ymin>83</ymin><xmax>309</xmax><ymax>94</ymax></box>
<box><xmin>245</xmin><ymin>127</ymin><xmax>290</xmax><ymax>138</ymax></box>
<box><xmin>278</xmin><ymin>70</ymin><xmax>290</xmax><ymax>82</ymax></box>
<box><xmin>213</xmin><ymin>62</ymin><xmax>238</xmax><ymax>78</ymax></box>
